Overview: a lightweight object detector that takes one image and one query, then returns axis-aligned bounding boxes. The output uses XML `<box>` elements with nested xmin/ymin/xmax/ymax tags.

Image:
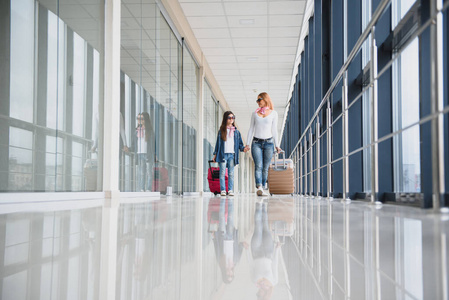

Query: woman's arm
<box><xmin>246</xmin><ymin>112</ymin><xmax>255</xmax><ymax>147</ymax></box>
<box><xmin>272</xmin><ymin>111</ymin><xmax>279</xmax><ymax>148</ymax></box>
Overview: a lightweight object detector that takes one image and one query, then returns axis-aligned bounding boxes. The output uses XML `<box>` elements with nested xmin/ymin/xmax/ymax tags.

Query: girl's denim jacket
<box><xmin>213</xmin><ymin>130</ymin><xmax>245</xmax><ymax>165</ymax></box>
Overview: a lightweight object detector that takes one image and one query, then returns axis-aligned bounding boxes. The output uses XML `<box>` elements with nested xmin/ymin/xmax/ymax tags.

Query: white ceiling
<box><xmin>178</xmin><ymin>0</ymin><xmax>306</xmax><ymax>139</ymax></box>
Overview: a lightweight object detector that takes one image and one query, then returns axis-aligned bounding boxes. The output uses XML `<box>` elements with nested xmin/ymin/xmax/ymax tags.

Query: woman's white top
<box><xmin>137</xmin><ymin>133</ymin><xmax>147</xmax><ymax>154</ymax></box>
<box><xmin>224</xmin><ymin>128</ymin><xmax>235</xmax><ymax>154</ymax></box>
<box><xmin>246</xmin><ymin>110</ymin><xmax>279</xmax><ymax>147</ymax></box>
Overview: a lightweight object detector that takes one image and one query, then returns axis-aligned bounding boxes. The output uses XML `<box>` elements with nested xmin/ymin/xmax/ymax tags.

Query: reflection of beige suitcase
<box><xmin>268</xmin><ymin>199</ymin><xmax>295</xmax><ymax>243</ymax></box>
<box><xmin>268</xmin><ymin>151</ymin><xmax>294</xmax><ymax>195</ymax></box>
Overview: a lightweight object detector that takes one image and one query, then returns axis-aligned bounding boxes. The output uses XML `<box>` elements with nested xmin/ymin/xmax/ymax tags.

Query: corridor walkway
<box><xmin>1</xmin><ymin>194</ymin><xmax>448</xmax><ymax>299</ymax></box>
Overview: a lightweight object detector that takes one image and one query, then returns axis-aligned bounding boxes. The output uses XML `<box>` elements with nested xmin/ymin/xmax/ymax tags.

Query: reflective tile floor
<box><xmin>1</xmin><ymin>194</ymin><xmax>449</xmax><ymax>300</ymax></box>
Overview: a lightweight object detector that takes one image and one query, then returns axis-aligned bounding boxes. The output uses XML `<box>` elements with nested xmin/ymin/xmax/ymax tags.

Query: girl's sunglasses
<box><xmin>227</xmin><ymin>116</ymin><xmax>235</xmax><ymax>120</ymax></box>
<box><xmin>256</xmin><ymin>98</ymin><xmax>262</xmax><ymax>103</ymax></box>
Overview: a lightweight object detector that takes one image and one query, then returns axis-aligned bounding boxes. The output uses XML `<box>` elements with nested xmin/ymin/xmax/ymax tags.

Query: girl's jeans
<box><xmin>219</xmin><ymin>153</ymin><xmax>235</xmax><ymax>192</ymax></box>
<box><xmin>251</xmin><ymin>138</ymin><xmax>275</xmax><ymax>188</ymax></box>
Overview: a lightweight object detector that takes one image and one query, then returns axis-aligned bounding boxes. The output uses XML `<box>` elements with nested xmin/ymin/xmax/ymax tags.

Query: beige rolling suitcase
<box><xmin>268</xmin><ymin>151</ymin><xmax>294</xmax><ymax>195</ymax></box>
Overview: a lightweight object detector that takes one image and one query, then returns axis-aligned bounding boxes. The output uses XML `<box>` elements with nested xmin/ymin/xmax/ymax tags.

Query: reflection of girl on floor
<box><xmin>246</xmin><ymin>201</ymin><xmax>281</xmax><ymax>300</ymax></box>
<box><xmin>212</xmin><ymin>198</ymin><xmax>244</xmax><ymax>284</ymax></box>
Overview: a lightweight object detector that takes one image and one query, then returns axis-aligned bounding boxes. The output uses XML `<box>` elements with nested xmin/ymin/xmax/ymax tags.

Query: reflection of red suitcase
<box><xmin>152</xmin><ymin>167</ymin><xmax>169</xmax><ymax>193</ymax></box>
<box><xmin>207</xmin><ymin>198</ymin><xmax>228</xmax><ymax>232</ymax></box>
<box><xmin>207</xmin><ymin>160</ymin><xmax>228</xmax><ymax>194</ymax></box>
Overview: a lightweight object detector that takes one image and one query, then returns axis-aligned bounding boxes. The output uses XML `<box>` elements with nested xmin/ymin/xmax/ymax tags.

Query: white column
<box><xmin>196</xmin><ymin>65</ymin><xmax>205</xmax><ymax>192</ymax></box>
<box><xmin>102</xmin><ymin>0</ymin><xmax>120</xmax><ymax>197</ymax></box>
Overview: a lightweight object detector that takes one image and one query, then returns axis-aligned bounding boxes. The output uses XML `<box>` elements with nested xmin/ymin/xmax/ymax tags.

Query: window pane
<box><xmin>10</xmin><ymin>0</ymin><xmax>34</xmax><ymax>123</ymax></box>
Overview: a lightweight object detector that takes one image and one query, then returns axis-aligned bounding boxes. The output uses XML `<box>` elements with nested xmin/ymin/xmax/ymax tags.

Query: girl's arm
<box><xmin>213</xmin><ymin>132</ymin><xmax>220</xmax><ymax>156</ymax></box>
<box><xmin>237</xmin><ymin>131</ymin><xmax>245</xmax><ymax>152</ymax></box>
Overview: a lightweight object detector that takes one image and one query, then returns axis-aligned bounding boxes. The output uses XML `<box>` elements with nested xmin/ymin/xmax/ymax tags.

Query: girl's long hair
<box><xmin>258</xmin><ymin>92</ymin><xmax>274</xmax><ymax>110</ymax></box>
<box><xmin>220</xmin><ymin>111</ymin><xmax>236</xmax><ymax>141</ymax></box>
<box><xmin>138</xmin><ymin>112</ymin><xmax>153</xmax><ymax>142</ymax></box>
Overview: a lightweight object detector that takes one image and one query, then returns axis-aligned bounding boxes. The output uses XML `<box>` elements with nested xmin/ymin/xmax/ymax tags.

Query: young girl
<box><xmin>133</xmin><ymin>112</ymin><xmax>155</xmax><ymax>192</ymax></box>
<box><xmin>213</xmin><ymin>111</ymin><xmax>248</xmax><ymax>196</ymax></box>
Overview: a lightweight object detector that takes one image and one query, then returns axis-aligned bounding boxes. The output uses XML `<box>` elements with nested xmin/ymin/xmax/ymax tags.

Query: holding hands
<box><xmin>244</xmin><ymin>145</ymin><xmax>250</xmax><ymax>153</ymax></box>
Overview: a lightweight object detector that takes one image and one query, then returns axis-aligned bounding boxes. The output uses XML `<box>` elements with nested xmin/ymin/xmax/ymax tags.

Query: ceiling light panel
<box><xmin>227</xmin><ymin>16</ymin><xmax>267</xmax><ymax>28</ymax></box>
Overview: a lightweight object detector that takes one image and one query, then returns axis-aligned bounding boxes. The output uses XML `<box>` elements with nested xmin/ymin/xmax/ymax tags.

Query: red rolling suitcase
<box><xmin>152</xmin><ymin>167</ymin><xmax>169</xmax><ymax>193</ymax></box>
<box><xmin>207</xmin><ymin>160</ymin><xmax>228</xmax><ymax>195</ymax></box>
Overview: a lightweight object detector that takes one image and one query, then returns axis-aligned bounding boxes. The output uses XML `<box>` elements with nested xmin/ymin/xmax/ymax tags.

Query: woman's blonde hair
<box><xmin>258</xmin><ymin>92</ymin><xmax>273</xmax><ymax>110</ymax></box>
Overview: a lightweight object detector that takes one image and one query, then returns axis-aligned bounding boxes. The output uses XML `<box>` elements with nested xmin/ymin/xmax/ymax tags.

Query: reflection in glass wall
<box><xmin>182</xmin><ymin>48</ymin><xmax>199</xmax><ymax>192</ymax></box>
<box><xmin>120</xmin><ymin>1</ymin><xmax>191</xmax><ymax>193</ymax></box>
<box><xmin>0</xmin><ymin>0</ymin><xmax>104</xmax><ymax>192</ymax></box>
<box><xmin>203</xmin><ymin>82</ymin><xmax>219</xmax><ymax>192</ymax></box>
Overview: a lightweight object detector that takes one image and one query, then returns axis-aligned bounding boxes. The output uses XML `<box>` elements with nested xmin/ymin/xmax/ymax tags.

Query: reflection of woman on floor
<box><xmin>247</xmin><ymin>201</ymin><xmax>281</xmax><ymax>300</ymax></box>
<box><xmin>212</xmin><ymin>198</ymin><xmax>244</xmax><ymax>284</ymax></box>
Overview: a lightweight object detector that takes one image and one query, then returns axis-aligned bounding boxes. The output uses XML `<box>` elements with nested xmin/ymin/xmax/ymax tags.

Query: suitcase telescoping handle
<box><xmin>208</xmin><ymin>160</ymin><xmax>218</xmax><ymax>171</ymax></box>
<box><xmin>273</xmin><ymin>150</ymin><xmax>287</xmax><ymax>170</ymax></box>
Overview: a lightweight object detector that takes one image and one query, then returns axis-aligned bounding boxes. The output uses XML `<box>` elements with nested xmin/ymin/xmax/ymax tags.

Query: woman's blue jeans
<box><xmin>251</xmin><ymin>138</ymin><xmax>275</xmax><ymax>188</ymax></box>
<box><xmin>219</xmin><ymin>153</ymin><xmax>235</xmax><ymax>192</ymax></box>
<box><xmin>251</xmin><ymin>202</ymin><xmax>274</xmax><ymax>258</ymax></box>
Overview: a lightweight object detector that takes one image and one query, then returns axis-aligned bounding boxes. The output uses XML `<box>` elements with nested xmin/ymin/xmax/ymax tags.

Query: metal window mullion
<box><xmin>370</xmin><ymin>27</ymin><xmax>380</xmax><ymax>204</ymax></box>
<box><xmin>430</xmin><ymin>0</ymin><xmax>446</xmax><ymax>210</ymax></box>
<box><xmin>316</xmin><ymin>118</ymin><xmax>321</xmax><ymax>197</ymax></box>
<box><xmin>342</xmin><ymin>73</ymin><xmax>350</xmax><ymax>201</ymax></box>
<box><xmin>327</xmin><ymin>105</ymin><xmax>333</xmax><ymax>199</ymax></box>
<box><xmin>300</xmin><ymin>145</ymin><xmax>303</xmax><ymax>195</ymax></box>
<box><xmin>309</xmin><ymin>130</ymin><xmax>313</xmax><ymax>196</ymax></box>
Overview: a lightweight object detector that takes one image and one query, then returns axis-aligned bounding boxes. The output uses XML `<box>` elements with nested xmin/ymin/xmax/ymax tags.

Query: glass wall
<box><xmin>392</xmin><ymin>0</ymin><xmax>421</xmax><ymax>193</ymax></box>
<box><xmin>203</xmin><ymin>82</ymin><xmax>219</xmax><ymax>192</ymax></box>
<box><xmin>0</xmin><ymin>0</ymin><xmax>104</xmax><ymax>192</ymax></box>
<box><xmin>120</xmin><ymin>0</ymin><xmax>199</xmax><ymax>194</ymax></box>
<box><xmin>182</xmin><ymin>47</ymin><xmax>200</xmax><ymax>192</ymax></box>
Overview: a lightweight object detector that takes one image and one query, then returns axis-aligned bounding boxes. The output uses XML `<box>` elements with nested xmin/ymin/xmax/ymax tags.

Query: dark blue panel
<box><xmin>331</xmin><ymin>0</ymin><xmax>344</xmax><ymax>196</ymax></box>
<box><xmin>420</xmin><ymin>20</ymin><xmax>433</xmax><ymax>208</ymax></box>
<box><xmin>346</xmin><ymin>0</ymin><xmax>362</xmax><ymax>198</ymax></box>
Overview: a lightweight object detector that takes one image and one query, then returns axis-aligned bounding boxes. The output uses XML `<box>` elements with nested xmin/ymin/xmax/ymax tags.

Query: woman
<box><xmin>213</xmin><ymin>111</ymin><xmax>247</xmax><ymax>196</ymax></box>
<box><xmin>132</xmin><ymin>112</ymin><xmax>155</xmax><ymax>192</ymax></box>
<box><xmin>245</xmin><ymin>92</ymin><xmax>282</xmax><ymax>196</ymax></box>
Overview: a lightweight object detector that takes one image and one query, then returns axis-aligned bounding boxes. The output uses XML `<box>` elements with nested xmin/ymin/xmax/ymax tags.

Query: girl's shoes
<box><xmin>220</xmin><ymin>191</ymin><xmax>227</xmax><ymax>196</ymax></box>
<box><xmin>228</xmin><ymin>190</ymin><xmax>234</xmax><ymax>196</ymax></box>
